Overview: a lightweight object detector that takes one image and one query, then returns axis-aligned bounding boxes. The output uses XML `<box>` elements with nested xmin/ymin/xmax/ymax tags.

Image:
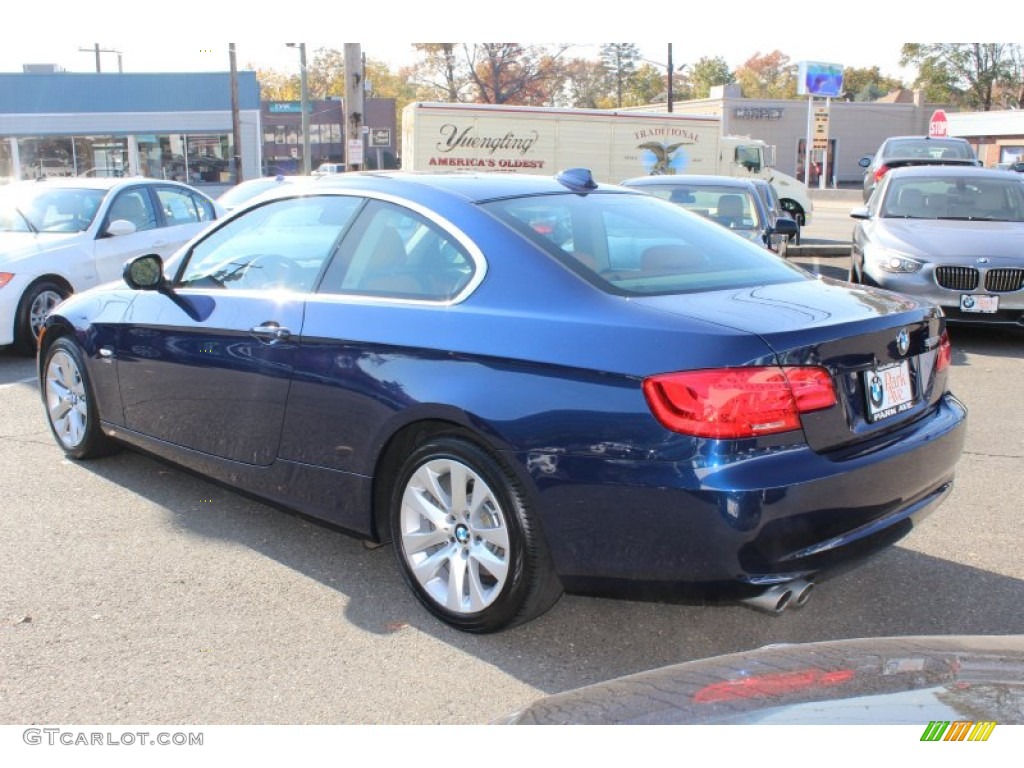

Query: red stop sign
<box><xmin>929</xmin><ymin>110</ymin><xmax>948</xmax><ymax>138</ymax></box>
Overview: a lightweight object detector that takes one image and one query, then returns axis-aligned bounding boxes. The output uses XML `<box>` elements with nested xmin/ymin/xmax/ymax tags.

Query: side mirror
<box><xmin>772</xmin><ymin>217</ymin><xmax>799</xmax><ymax>236</ymax></box>
<box><xmin>105</xmin><ymin>219</ymin><xmax>138</xmax><ymax>237</ymax></box>
<box><xmin>123</xmin><ymin>254</ymin><xmax>166</xmax><ymax>290</ymax></box>
<box><xmin>850</xmin><ymin>207</ymin><xmax>871</xmax><ymax>220</ymax></box>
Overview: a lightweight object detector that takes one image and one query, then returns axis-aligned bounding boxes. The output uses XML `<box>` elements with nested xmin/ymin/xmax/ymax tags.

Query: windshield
<box><xmin>0</xmin><ymin>185</ymin><xmax>108</xmax><ymax>233</ymax></box>
<box><xmin>480</xmin><ymin>191</ymin><xmax>804</xmax><ymax>296</ymax></box>
<box><xmin>882</xmin><ymin>176</ymin><xmax>1024</xmax><ymax>221</ymax></box>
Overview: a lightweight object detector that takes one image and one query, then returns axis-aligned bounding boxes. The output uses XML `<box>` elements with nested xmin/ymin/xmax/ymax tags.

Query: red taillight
<box><xmin>936</xmin><ymin>329</ymin><xmax>952</xmax><ymax>372</ymax></box>
<box><xmin>642</xmin><ymin>366</ymin><xmax>837</xmax><ymax>439</ymax></box>
<box><xmin>873</xmin><ymin>164</ymin><xmax>890</xmax><ymax>184</ymax></box>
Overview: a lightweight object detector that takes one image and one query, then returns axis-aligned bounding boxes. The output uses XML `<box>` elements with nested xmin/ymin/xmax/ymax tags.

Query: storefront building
<box><xmin>0</xmin><ymin>71</ymin><xmax>262</xmax><ymax>184</ymax></box>
<box><xmin>946</xmin><ymin>110</ymin><xmax>1024</xmax><ymax>167</ymax></box>
<box><xmin>260</xmin><ymin>97</ymin><xmax>398</xmax><ymax>174</ymax></box>
<box><xmin>654</xmin><ymin>85</ymin><xmax>951</xmax><ymax>186</ymax></box>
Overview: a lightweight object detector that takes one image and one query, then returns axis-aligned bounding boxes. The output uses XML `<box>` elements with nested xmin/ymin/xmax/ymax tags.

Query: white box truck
<box><xmin>401</xmin><ymin>102</ymin><xmax>813</xmax><ymax>225</ymax></box>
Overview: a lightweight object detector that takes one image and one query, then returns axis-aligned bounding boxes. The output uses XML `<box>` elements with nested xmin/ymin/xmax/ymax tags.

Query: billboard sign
<box><xmin>797</xmin><ymin>61</ymin><xmax>845</xmax><ymax>97</ymax></box>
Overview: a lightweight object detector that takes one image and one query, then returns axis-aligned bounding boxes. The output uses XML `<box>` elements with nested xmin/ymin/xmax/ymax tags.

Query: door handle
<box><xmin>250</xmin><ymin>323</ymin><xmax>292</xmax><ymax>343</ymax></box>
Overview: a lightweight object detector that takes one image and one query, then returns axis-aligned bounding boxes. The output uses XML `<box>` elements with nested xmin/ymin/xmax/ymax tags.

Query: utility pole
<box><xmin>79</xmin><ymin>45</ymin><xmax>122</xmax><ymax>73</ymax></box>
<box><xmin>286</xmin><ymin>43</ymin><xmax>311</xmax><ymax>175</ymax></box>
<box><xmin>667</xmin><ymin>43</ymin><xmax>674</xmax><ymax>113</ymax></box>
<box><xmin>344</xmin><ymin>44</ymin><xmax>364</xmax><ymax>172</ymax></box>
<box><xmin>229</xmin><ymin>44</ymin><xmax>243</xmax><ymax>183</ymax></box>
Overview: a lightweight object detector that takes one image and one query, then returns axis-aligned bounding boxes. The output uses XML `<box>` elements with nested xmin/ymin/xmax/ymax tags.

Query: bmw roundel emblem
<box><xmin>896</xmin><ymin>328</ymin><xmax>910</xmax><ymax>356</ymax></box>
<box><xmin>963</xmin><ymin>296</ymin><xmax>975</xmax><ymax>309</ymax></box>
<box><xmin>869</xmin><ymin>373</ymin><xmax>885</xmax><ymax>407</ymax></box>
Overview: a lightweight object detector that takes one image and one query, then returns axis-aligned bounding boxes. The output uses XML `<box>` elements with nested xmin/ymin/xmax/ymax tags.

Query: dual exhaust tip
<box><xmin>741</xmin><ymin>578</ymin><xmax>814</xmax><ymax>614</ymax></box>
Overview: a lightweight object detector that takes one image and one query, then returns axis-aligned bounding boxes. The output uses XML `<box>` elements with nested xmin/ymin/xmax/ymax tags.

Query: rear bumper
<box><xmin>525</xmin><ymin>393</ymin><xmax>967</xmax><ymax>595</ymax></box>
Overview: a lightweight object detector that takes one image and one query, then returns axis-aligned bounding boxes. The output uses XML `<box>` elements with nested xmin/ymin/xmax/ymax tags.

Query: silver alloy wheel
<box><xmin>46</xmin><ymin>349</ymin><xmax>89</xmax><ymax>450</ymax></box>
<box><xmin>30</xmin><ymin>289</ymin><xmax>63</xmax><ymax>340</ymax></box>
<box><xmin>398</xmin><ymin>457</ymin><xmax>511</xmax><ymax>614</ymax></box>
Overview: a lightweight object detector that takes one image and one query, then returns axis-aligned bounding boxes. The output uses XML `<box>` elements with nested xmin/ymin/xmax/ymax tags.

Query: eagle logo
<box><xmin>638</xmin><ymin>141</ymin><xmax>691</xmax><ymax>175</ymax></box>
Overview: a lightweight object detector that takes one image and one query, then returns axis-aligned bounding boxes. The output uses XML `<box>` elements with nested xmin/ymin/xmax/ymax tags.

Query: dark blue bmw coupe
<box><xmin>38</xmin><ymin>169</ymin><xmax>967</xmax><ymax>633</ymax></box>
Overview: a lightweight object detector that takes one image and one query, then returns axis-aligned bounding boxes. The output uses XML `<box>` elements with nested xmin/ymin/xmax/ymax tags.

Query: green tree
<box><xmin>600</xmin><ymin>43</ymin><xmax>641</xmax><ymax>108</ymax></box>
<box><xmin>689</xmin><ymin>56</ymin><xmax>733</xmax><ymax>99</ymax></box>
<box><xmin>901</xmin><ymin>43</ymin><xmax>1020</xmax><ymax>110</ymax></box>
<box><xmin>842</xmin><ymin>66</ymin><xmax>903</xmax><ymax>101</ymax></box>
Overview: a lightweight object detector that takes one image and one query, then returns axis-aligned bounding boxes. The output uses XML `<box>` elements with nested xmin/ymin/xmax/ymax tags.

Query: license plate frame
<box><xmin>960</xmin><ymin>294</ymin><xmax>999</xmax><ymax>313</ymax></box>
<box><xmin>864</xmin><ymin>360</ymin><xmax>915</xmax><ymax>423</ymax></box>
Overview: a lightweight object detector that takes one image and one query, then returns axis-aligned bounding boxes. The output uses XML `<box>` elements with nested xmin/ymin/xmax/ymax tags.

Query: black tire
<box><xmin>15</xmin><ymin>280</ymin><xmax>68</xmax><ymax>356</ymax></box>
<box><xmin>390</xmin><ymin>436</ymin><xmax>562</xmax><ymax>633</ymax></box>
<box><xmin>41</xmin><ymin>336</ymin><xmax>118</xmax><ymax>460</ymax></box>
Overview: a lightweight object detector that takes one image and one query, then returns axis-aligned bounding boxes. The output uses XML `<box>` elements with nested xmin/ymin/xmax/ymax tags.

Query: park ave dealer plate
<box><xmin>960</xmin><ymin>294</ymin><xmax>999</xmax><ymax>313</ymax></box>
<box><xmin>864</xmin><ymin>360</ymin><xmax>914</xmax><ymax>423</ymax></box>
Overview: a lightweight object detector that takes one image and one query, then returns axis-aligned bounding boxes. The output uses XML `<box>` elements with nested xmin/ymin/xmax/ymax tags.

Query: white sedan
<box><xmin>0</xmin><ymin>177</ymin><xmax>222</xmax><ymax>353</ymax></box>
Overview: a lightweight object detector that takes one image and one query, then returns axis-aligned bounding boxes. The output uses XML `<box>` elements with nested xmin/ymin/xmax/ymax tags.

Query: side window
<box><xmin>176</xmin><ymin>195</ymin><xmax>361</xmax><ymax>293</ymax></box>
<box><xmin>319</xmin><ymin>201</ymin><xmax>475</xmax><ymax>301</ymax></box>
<box><xmin>157</xmin><ymin>187</ymin><xmax>216</xmax><ymax>227</ymax></box>
<box><xmin>107</xmin><ymin>189</ymin><xmax>158</xmax><ymax>232</ymax></box>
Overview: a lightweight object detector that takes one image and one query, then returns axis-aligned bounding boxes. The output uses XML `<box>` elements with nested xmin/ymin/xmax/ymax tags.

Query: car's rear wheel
<box><xmin>15</xmin><ymin>280</ymin><xmax>68</xmax><ymax>355</ymax></box>
<box><xmin>42</xmin><ymin>337</ymin><xmax>118</xmax><ymax>460</ymax></box>
<box><xmin>390</xmin><ymin>436</ymin><xmax>562</xmax><ymax>633</ymax></box>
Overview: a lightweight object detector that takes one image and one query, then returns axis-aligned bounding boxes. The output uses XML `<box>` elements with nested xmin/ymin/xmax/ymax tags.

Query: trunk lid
<box><xmin>634</xmin><ymin>277</ymin><xmax>950</xmax><ymax>453</ymax></box>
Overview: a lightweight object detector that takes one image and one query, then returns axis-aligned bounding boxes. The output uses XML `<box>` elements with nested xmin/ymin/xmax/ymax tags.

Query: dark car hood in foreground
<box><xmin>869</xmin><ymin>218</ymin><xmax>1024</xmax><ymax>261</ymax></box>
<box><xmin>499</xmin><ymin>635</ymin><xmax>1024</xmax><ymax>724</ymax></box>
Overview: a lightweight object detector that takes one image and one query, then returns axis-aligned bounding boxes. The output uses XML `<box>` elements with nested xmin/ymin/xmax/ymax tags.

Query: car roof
<box><xmin>2</xmin><ymin>176</ymin><xmax>207</xmax><ymax>195</ymax></box>
<box><xmin>620</xmin><ymin>175</ymin><xmax>756</xmax><ymax>190</ymax></box>
<box><xmin>304</xmin><ymin>170</ymin><xmax>641</xmax><ymax>204</ymax></box>
<box><xmin>884</xmin><ymin>165</ymin><xmax>1019</xmax><ymax>180</ymax></box>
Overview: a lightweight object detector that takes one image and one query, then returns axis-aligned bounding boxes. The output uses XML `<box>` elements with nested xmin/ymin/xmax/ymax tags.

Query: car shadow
<box><xmin>76</xmin><ymin>448</ymin><xmax>1024</xmax><ymax>697</ymax></box>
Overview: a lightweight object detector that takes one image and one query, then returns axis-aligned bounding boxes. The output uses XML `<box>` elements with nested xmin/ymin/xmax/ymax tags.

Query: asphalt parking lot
<box><xmin>1</xmin><ymin>223</ymin><xmax>1022</xmax><ymax>724</ymax></box>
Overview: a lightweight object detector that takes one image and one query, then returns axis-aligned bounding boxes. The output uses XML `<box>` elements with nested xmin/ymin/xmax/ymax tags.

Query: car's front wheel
<box><xmin>42</xmin><ymin>337</ymin><xmax>118</xmax><ymax>460</ymax></box>
<box><xmin>390</xmin><ymin>436</ymin><xmax>562</xmax><ymax>633</ymax></box>
<box><xmin>15</xmin><ymin>280</ymin><xmax>68</xmax><ymax>355</ymax></box>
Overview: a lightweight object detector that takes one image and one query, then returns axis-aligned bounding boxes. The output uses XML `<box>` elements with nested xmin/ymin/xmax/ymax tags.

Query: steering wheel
<box><xmin>241</xmin><ymin>253</ymin><xmax>299</xmax><ymax>290</ymax></box>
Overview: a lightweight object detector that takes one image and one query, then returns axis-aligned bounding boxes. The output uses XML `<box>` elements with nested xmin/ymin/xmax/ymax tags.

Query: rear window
<box><xmin>884</xmin><ymin>139</ymin><xmax>975</xmax><ymax>160</ymax></box>
<box><xmin>480</xmin><ymin>191</ymin><xmax>805</xmax><ymax>296</ymax></box>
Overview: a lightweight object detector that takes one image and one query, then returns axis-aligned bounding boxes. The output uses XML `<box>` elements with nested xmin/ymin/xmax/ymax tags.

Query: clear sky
<box><xmin>0</xmin><ymin>3</ymin><xmax>984</xmax><ymax>81</ymax></box>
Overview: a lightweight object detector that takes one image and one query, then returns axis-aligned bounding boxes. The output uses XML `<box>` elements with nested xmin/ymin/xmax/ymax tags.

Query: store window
<box><xmin>0</xmin><ymin>140</ymin><xmax>12</xmax><ymax>180</ymax></box>
<box><xmin>157</xmin><ymin>133</ymin><xmax>234</xmax><ymax>183</ymax></box>
<box><xmin>16</xmin><ymin>136</ymin><xmax>128</xmax><ymax>179</ymax></box>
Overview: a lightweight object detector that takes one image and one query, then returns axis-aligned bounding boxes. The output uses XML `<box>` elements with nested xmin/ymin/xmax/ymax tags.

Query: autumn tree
<box><xmin>734</xmin><ymin>51</ymin><xmax>797</xmax><ymax>98</ymax></box>
<box><xmin>465</xmin><ymin>43</ymin><xmax>568</xmax><ymax>105</ymax></box>
<box><xmin>255</xmin><ymin>67</ymin><xmax>299</xmax><ymax>101</ymax></box>
<box><xmin>901</xmin><ymin>43</ymin><xmax>1022</xmax><ymax>111</ymax></box>
<box><xmin>554</xmin><ymin>58</ymin><xmax>608</xmax><ymax>108</ymax></box>
<box><xmin>411</xmin><ymin>44</ymin><xmax>468</xmax><ymax>102</ymax></box>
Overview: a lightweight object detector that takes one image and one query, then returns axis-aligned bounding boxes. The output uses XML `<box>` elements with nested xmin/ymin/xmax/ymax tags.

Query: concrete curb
<box><xmin>788</xmin><ymin>240</ymin><xmax>851</xmax><ymax>258</ymax></box>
